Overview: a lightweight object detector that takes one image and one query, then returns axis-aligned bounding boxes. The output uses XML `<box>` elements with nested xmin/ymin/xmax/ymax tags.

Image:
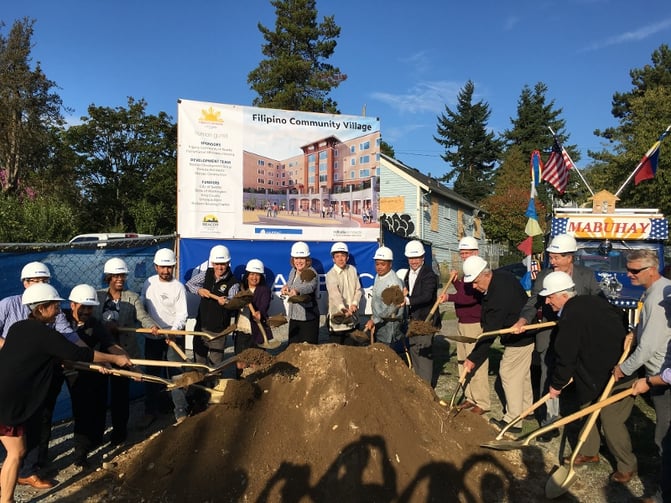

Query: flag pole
<box><xmin>548</xmin><ymin>127</ymin><xmax>594</xmax><ymax>196</ymax></box>
<box><xmin>615</xmin><ymin>124</ymin><xmax>671</xmax><ymax>197</ymax></box>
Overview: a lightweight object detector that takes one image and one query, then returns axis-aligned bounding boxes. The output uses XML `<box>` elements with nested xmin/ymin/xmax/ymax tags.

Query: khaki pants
<box><xmin>456</xmin><ymin>322</ymin><xmax>490</xmax><ymax>410</ymax></box>
<box><xmin>500</xmin><ymin>343</ymin><xmax>534</xmax><ymax>422</ymax></box>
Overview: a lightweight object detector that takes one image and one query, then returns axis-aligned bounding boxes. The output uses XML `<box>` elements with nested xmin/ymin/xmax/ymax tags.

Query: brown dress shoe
<box><xmin>18</xmin><ymin>474</ymin><xmax>55</xmax><ymax>489</ymax></box>
<box><xmin>469</xmin><ymin>405</ymin><xmax>487</xmax><ymax>415</ymax></box>
<box><xmin>610</xmin><ymin>470</ymin><xmax>635</xmax><ymax>484</ymax></box>
<box><xmin>564</xmin><ymin>454</ymin><xmax>600</xmax><ymax>466</ymax></box>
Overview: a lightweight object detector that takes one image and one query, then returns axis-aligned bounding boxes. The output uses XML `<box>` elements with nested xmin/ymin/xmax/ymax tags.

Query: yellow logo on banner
<box><xmin>200</xmin><ymin>107</ymin><xmax>224</xmax><ymax>124</ymax></box>
<box><xmin>203</xmin><ymin>214</ymin><xmax>219</xmax><ymax>222</ymax></box>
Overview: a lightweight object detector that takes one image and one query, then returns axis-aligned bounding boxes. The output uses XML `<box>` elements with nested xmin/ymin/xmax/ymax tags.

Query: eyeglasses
<box><xmin>626</xmin><ymin>266</ymin><xmax>650</xmax><ymax>275</ymax></box>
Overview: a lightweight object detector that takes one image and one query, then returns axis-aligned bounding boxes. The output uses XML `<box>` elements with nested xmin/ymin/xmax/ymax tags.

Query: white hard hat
<box><xmin>291</xmin><ymin>241</ymin><xmax>310</xmax><ymax>258</ymax></box>
<box><xmin>21</xmin><ymin>261</ymin><xmax>51</xmax><ymax>280</ymax></box>
<box><xmin>458</xmin><ymin>236</ymin><xmax>479</xmax><ymax>251</ymax></box>
<box><xmin>463</xmin><ymin>256</ymin><xmax>488</xmax><ymax>283</ymax></box>
<box><xmin>69</xmin><ymin>284</ymin><xmax>100</xmax><ymax>306</ymax></box>
<box><xmin>246</xmin><ymin>259</ymin><xmax>265</xmax><ymax>274</ymax></box>
<box><xmin>104</xmin><ymin>257</ymin><xmax>129</xmax><ymax>275</ymax></box>
<box><xmin>330</xmin><ymin>242</ymin><xmax>349</xmax><ymax>254</ymax></box>
<box><xmin>539</xmin><ymin>271</ymin><xmax>575</xmax><ymax>296</ymax></box>
<box><xmin>154</xmin><ymin>248</ymin><xmax>176</xmax><ymax>266</ymax></box>
<box><xmin>547</xmin><ymin>234</ymin><xmax>577</xmax><ymax>254</ymax></box>
<box><xmin>396</xmin><ymin>268</ymin><xmax>408</xmax><ymax>281</ymax></box>
<box><xmin>209</xmin><ymin>245</ymin><xmax>231</xmax><ymax>264</ymax></box>
<box><xmin>373</xmin><ymin>246</ymin><xmax>393</xmax><ymax>261</ymax></box>
<box><xmin>404</xmin><ymin>240</ymin><xmax>425</xmax><ymax>258</ymax></box>
<box><xmin>22</xmin><ymin>283</ymin><xmax>64</xmax><ymax>309</ymax></box>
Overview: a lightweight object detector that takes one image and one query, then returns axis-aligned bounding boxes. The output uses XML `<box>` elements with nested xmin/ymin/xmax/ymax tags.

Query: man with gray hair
<box><xmin>613</xmin><ymin>249</ymin><xmax>671</xmax><ymax>488</ymax></box>
<box><xmin>461</xmin><ymin>256</ymin><xmax>531</xmax><ymax>435</ymax></box>
<box><xmin>511</xmin><ymin>233</ymin><xmax>602</xmax><ymax>437</ymax></box>
<box><xmin>541</xmin><ymin>270</ymin><xmax>636</xmax><ymax>484</ymax></box>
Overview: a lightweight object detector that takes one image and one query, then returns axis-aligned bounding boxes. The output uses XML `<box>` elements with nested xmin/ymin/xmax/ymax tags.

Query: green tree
<box><xmin>380</xmin><ymin>139</ymin><xmax>395</xmax><ymax>158</ymax></box>
<box><xmin>0</xmin><ymin>18</ymin><xmax>65</xmax><ymax>193</ymax></box>
<box><xmin>502</xmin><ymin>82</ymin><xmax>584</xmax><ymax>214</ymax></box>
<box><xmin>480</xmin><ymin>145</ymin><xmax>546</xmax><ymax>250</ymax></box>
<box><xmin>434</xmin><ymin>80</ymin><xmax>503</xmax><ymax>202</ymax></box>
<box><xmin>589</xmin><ymin>45</ymin><xmax>671</xmax><ymax>214</ymax></box>
<box><xmin>64</xmin><ymin>97</ymin><xmax>177</xmax><ymax>233</ymax></box>
<box><xmin>248</xmin><ymin>0</ymin><xmax>346</xmax><ymax>113</ymax></box>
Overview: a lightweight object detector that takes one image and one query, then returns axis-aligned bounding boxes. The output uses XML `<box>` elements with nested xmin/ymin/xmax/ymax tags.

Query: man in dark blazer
<box><xmin>511</xmin><ymin>233</ymin><xmax>602</xmax><ymax>435</ymax></box>
<box><xmin>541</xmin><ymin>271</ymin><xmax>636</xmax><ymax>484</ymax></box>
<box><xmin>402</xmin><ymin>240</ymin><xmax>440</xmax><ymax>386</ymax></box>
<box><xmin>462</xmin><ymin>256</ymin><xmax>532</xmax><ymax>435</ymax></box>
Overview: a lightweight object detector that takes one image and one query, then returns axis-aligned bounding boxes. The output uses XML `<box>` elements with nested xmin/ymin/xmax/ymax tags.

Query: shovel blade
<box><xmin>545</xmin><ymin>465</ymin><xmax>576</xmax><ymax>499</ymax></box>
<box><xmin>258</xmin><ymin>338</ymin><xmax>281</xmax><ymax>350</ymax></box>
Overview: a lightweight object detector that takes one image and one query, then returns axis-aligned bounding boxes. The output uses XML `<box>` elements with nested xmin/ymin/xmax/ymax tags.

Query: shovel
<box><xmin>67</xmin><ymin>362</ymin><xmax>202</xmax><ymax>390</ymax></box>
<box><xmin>545</xmin><ymin>334</ymin><xmax>633</xmax><ymax>499</ymax></box>
<box><xmin>119</xmin><ymin>325</ymin><xmax>235</xmax><ymax>342</ymax></box>
<box><xmin>445</xmin><ymin>321</ymin><xmax>557</xmax><ymax>343</ymax></box>
<box><xmin>495</xmin><ymin>378</ymin><xmax>574</xmax><ymax>440</ymax></box>
<box><xmin>441</xmin><ymin>366</ymin><xmax>470</xmax><ymax>415</ymax></box>
<box><xmin>131</xmin><ymin>354</ymin><xmax>240</xmax><ymax>377</ymax></box>
<box><xmin>407</xmin><ymin>275</ymin><xmax>455</xmax><ymax>337</ymax></box>
<box><xmin>481</xmin><ymin>387</ymin><xmax>634</xmax><ymax>451</ymax></box>
<box><xmin>247</xmin><ymin>303</ymin><xmax>282</xmax><ymax>350</ymax></box>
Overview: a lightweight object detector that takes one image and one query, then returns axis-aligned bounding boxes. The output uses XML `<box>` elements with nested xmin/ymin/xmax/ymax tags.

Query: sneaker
<box><xmin>489</xmin><ymin>417</ymin><xmax>522</xmax><ymax>435</ymax></box>
<box><xmin>173</xmin><ymin>416</ymin><xmax>187</xmax><ymax>426</ymax></box>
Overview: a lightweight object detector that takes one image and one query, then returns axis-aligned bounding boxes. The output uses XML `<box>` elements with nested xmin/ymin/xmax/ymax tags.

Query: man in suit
<box><xmin>402</xmin><ymin>240</ymin><xmax>440</xmax><ymax>386</ymax></box>
<box><xmin>511</xmin><ymin>233</ymin><xmax>602</xmax><ymax>438</ymax></box>
<box><xmin>542</xmin><ymin>271</ymin><xmax>636</xmax><ymax>484</ymax></box>
<box><xmin>462</xmin><ymin>256</ymin><xmax>532</xmax><ymax>435</ymax></box>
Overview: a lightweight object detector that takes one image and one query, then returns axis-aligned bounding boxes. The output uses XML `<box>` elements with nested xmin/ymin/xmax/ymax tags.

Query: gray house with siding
<box><xmin>379</xmin><ymin>154</ymin><xmax>499</xmax><ymax>272</ymax></box>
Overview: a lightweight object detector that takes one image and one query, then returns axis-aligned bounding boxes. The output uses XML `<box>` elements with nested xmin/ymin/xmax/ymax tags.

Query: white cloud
<box><xmin>398</xmin><ymin>51</ymin><xmax>431</xmax><ymax>74</ymax></box>
<box><xmin>581</xmin><ymin>17</ymin><xmax>671</xmax><ymax>51</ymax></box>
<box><xmin>371</xmin><ymin>81</ymin><xmax>463</xmax><ymax>114</ymax></box>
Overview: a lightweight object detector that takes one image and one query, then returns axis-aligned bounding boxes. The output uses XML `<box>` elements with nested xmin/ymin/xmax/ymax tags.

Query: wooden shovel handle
<box><xmin>119</xmin><ymin>327</ymin><xmax>191</xmax><ymax>336</ymax></box>
<box><xmin>166</xmin><ymin>339</ymin><xmax>188</xmax><ymax>361</ymax></box>
<box><xmin>68</xmin><ymin>361</ymin><xmax>173</xmax><ymax>387</ymax></box>
<box><xmin>424</xmin><ymin>275</ymin><xmax>455</xmax><ymax>323</ymax></box>
<box><xmin>479</xmin><ymin>321</ymin><xmax>557</xmax><ymax>339</ymax></box>
<box><xmin>568</xmin><ymin>333</ymin><xmax>634</xmax><ymax>464</ymax></box>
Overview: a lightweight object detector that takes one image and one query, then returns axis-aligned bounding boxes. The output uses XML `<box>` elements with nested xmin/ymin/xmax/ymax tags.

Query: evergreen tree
<box><xmin>589</xmin><ymin>45</ymin><xmax>671</xmax><ymax>213</ymax></box>
<box><xmin>248</xmin><ymin>0</ymin><xmax>346</xmax><ymax>113</ymax></box>
<box><xmin>434</xmin><ymin>80</ymin><xmax>502</xmax><ymax>202</ymax></box>
<box><xmin>502</xmin><ymin>82</ymin><xmax>584</xmax><ymax>209</ymax></box>
<box><xmin>0</xmin><ymin>18</ymin><xmax>65</xmax><ymax>193</ymax></box>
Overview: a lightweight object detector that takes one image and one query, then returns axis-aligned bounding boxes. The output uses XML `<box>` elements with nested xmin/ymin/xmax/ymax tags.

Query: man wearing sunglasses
<box><xmin>612</xmin><ymin>249</ymin><xmax>671</xmax><ymax>487</ymax></box>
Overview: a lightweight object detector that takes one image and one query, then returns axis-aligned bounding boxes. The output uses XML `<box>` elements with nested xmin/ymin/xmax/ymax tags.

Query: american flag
<box><xmin>542</xmin><ymin>138</ymin><xmax>574</xmax><ymax>194</ymax></box>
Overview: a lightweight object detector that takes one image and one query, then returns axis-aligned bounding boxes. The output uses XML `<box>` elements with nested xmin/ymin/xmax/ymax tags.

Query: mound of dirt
<box><xmin>66</xmin><ymin>343</ymin><xmax>548</xmax><ymax>502</ymax></box>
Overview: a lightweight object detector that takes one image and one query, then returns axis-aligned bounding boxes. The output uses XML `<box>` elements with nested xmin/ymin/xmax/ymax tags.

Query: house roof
<box><xmin>380</xmin><ymin>153</ymin><xmax>481</xmax><ymax>211</ymax></box>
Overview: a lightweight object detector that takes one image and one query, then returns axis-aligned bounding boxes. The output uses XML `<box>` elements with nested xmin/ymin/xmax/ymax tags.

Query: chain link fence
<box><xmin>0</xmin><ymin>235</ymin><xmax>175</xmax><ymax>299</ymax></box>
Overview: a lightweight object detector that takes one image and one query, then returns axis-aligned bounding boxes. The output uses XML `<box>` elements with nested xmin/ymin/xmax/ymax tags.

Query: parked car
<box><xmin>68</xmin><ymin>233</ymin><xmax>154</xmax><ymax>248</ymax></box>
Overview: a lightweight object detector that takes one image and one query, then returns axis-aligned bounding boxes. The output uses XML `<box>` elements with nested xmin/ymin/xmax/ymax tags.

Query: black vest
<box><xmin>196</xmin><ymin>268</ymin><xmax>238</xmax><ymax>332</ymax></box>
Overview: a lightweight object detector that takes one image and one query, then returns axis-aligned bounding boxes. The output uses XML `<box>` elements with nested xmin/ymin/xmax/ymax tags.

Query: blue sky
<box><xmin>4</xmin><ymin>0</ymin><xmax>671</xmax><ymax>181</ymax></box>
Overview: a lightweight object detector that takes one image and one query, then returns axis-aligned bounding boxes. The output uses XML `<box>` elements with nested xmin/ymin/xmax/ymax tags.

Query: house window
<box><xmin>257</xmin><ymin>160</ymin><xmax>265</xmax><ymax>166</ymax></box>
<box><xmin>351</xmin><ymin>159</ymin><xmax>356</xmax><ymax>166</ymax></box>
<box><xmin>350</xmin><ymin>145</ymin><xmax>355</xmax><ymax>154</ymax></box>
<box><xmin>359</xmin><ymin>169</ymin><xmax>370</xmax><ymax>178</ymax></box>
<box><xmin>359</xmin><ymin>155</ymin><xmax>370</xmax><ymax>164</ymax></box>
<box><xmin>360</xmin><ymin>141</ymin><xmax>370</xmax><ymax>150</ymax></box>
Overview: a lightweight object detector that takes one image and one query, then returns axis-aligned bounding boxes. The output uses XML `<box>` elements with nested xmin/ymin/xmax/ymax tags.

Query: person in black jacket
<box><xmin>542</xmin><ymin>271</ymin><xmax>637</xmax><ymax>484</ymax></box>
<box><xmin>65</xmin><ymin>284</ymin><xmax>131</xmax><ymax>469</ymax></box>
<box><xmin>0</xmin><ymin>283</ymin><xmax>131</xmax><ymax>503</ymax></box>
<box><xmin>461</xmin><ymin>256</ymin><xmax>532</xmax><ymax>435</ymax></box>
<box><xmin>402</xmin><ymin>240</ymin><xmax>440</xmax><ymax>386</ymax></box>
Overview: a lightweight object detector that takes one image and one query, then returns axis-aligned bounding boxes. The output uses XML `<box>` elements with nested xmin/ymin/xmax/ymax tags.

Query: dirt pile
<box><xmin>70</xmin><ymin>343</ymin><xmax>547</xmax><ymax>502</ymax></box>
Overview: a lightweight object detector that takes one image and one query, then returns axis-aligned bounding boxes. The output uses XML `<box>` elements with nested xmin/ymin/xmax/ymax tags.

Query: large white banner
<box><xmin>177</xmin><ymin>100</ymin><xmax>381</xmax><ymax>241</ymax></box>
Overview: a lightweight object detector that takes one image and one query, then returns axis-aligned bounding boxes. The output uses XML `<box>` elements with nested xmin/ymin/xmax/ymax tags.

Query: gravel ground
<box><xmin>5</xmin><ymin>300</ymin><xmax>661</xmax><ymax>502</ymax></box>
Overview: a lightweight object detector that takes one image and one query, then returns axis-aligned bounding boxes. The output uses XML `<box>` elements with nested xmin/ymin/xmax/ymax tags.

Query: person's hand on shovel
<box><xmin>463</xmin><ymin>358</ymin><xmax>476</xmax><ymax>373</ymax></box>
